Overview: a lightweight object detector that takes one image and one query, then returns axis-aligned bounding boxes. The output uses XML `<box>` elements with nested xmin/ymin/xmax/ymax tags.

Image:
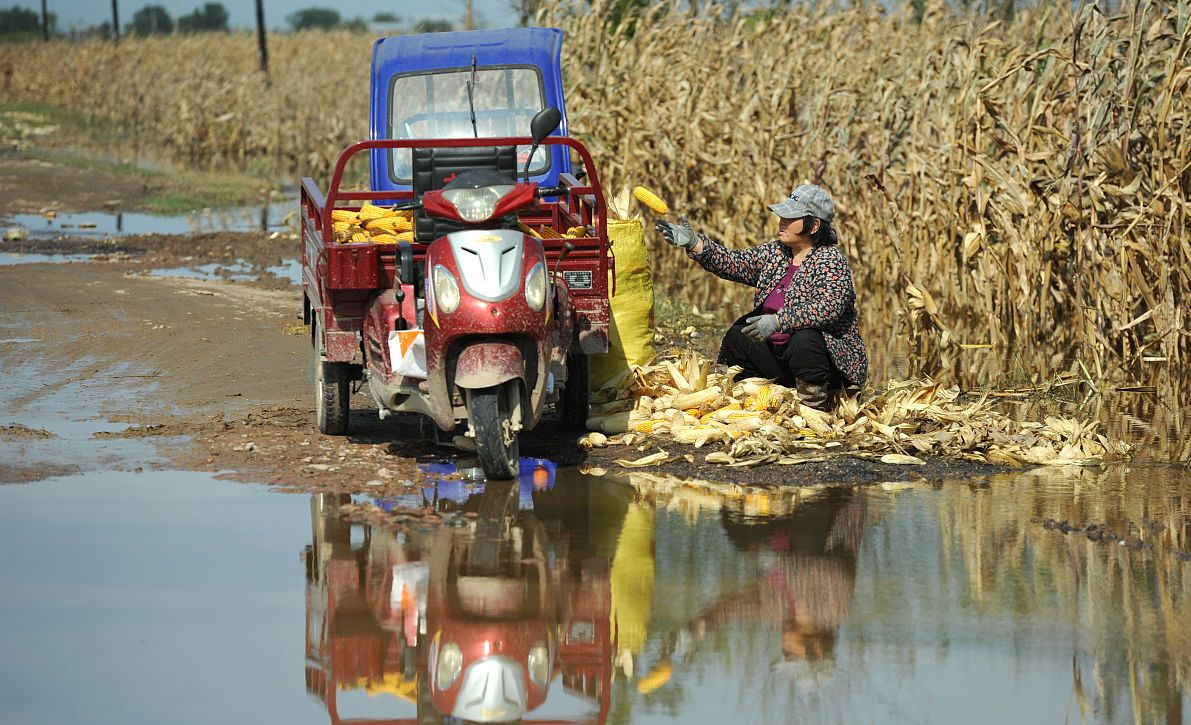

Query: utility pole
<box><xmin>255</xmin><ymin>0</ymin><xmax>269</xmax><ymax>77</ymax></box>
<box><xmin>111</xmin><ymin>0</ymin><xmax>120</xmax><ymax>42</ymax></box>
<box><xmin>41</xmin><ymin>0</ymin><xmax>48</xmax><ymax>41</ymax></box>
<box><xmin>465</xmin><ymin>0</ymin><xmax>473</xmax><ymax>30</ymax></box>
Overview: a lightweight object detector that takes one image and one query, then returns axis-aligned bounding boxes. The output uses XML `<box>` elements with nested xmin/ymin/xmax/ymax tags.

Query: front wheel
<box><xmin>467</xmin><ymin>382</ymin><xmax>520</xmax><ymax>480</ymax></box>
<box><xmin>311</xmin><ymin>314</ymin><xmax>350</xmax><ymax>435</ymax></box>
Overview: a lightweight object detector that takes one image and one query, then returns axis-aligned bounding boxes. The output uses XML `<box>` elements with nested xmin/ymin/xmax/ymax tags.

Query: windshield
<box><xmin>388</xmin><ymin>65</ymin><xmax>550</xmax><ymax>183</ymax></box>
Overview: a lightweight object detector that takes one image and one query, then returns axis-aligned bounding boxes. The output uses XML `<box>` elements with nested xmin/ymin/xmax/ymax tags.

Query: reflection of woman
<box><xmin>713</xmin><ymin>490</ymin><xmax>865</xmax><ymax>674</ymax></box>
<box><xmin>656</xmin><ymin>185</ymin><xmax>867</xmax><ymax>410</ymax></box>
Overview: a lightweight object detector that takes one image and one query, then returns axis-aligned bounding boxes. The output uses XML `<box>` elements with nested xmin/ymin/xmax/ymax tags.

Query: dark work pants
<box><xmin>717</xmin><ymin>311</ymin><xmax>842</xmax><ymax>388</ymax></box>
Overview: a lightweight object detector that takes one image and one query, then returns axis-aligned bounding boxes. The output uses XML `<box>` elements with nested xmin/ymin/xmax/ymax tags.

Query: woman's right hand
<box><xmin>655</xmin><ymin>217</ymin><xmax>698</xmax><ymax>250</ymax></box>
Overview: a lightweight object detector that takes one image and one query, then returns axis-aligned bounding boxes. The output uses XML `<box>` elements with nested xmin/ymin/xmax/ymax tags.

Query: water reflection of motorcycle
<box><xmin>303</xmin><ymin>465</ymin><xmax>626</xmax><ymax>725</ymax></box>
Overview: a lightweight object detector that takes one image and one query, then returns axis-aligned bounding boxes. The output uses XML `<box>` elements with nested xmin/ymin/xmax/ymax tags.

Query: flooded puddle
<box><xmin>147</xmin><ymin>256</ymin><xmax>302</xmax><ymax>285</ymax></box>
<box><xmin>0</xmin><ymin>251</ymin><xmax>93</xmax><ymax>266</ymax></box>
<box><xmin>5</xmin><ymin>206</ymin><xmax>297</xmax><ymax>240</ymax></box>
<box><xmin>2</xmin><ymin>462</ymin><xmax>1187</xmax><ymax>724</ymax></box>
<box><xmin>0</xmin><ymin>355</ymin><xmax>173</xmax><ymax>480</ymax></box>
<box><xmin>0</xmin><ymin>471</ymin><xmax>315</xmax><ymax>725</ymax></box>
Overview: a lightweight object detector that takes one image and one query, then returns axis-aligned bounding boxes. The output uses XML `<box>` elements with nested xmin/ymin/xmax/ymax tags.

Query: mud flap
<box><xmin>454</xmin><ymin>343</ymin><xmax>524</xmax><ymax>389</ymax></box>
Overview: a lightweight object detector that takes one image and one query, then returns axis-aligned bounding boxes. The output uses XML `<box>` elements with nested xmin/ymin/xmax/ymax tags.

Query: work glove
<box><xmin>655</xmin><ymin>215</ymin><xmax>697</xmax><ymax>250</ymax></box>
<box><xmin>742</xmin><ymin>314</ymin><xmax>779</xmax><ymax>342</ymax></box>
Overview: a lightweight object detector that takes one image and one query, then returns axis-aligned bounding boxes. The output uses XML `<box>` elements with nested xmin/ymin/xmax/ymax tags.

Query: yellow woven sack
<box><xmin>589</xmin><ymin>216</ymin><xmax>656</xmax><ymax>392</ymax></box>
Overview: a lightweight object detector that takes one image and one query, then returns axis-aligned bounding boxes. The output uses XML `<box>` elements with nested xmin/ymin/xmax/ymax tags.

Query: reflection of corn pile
<box><xmin>582</xmin><ymin>352</ymin><xmax>1132</xmax><ymax>468</ymax></box>
<box><xmin>331</xmin><ymin>204</ymin><xmax>414</xmax><ymax>244</ymax></box>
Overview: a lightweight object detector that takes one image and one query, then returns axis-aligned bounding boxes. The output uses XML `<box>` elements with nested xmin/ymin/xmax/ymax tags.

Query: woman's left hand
<box><xmin>742</xmin><ymin>314</ymin><xmax>778</xmax><ymax>341</ymax></box>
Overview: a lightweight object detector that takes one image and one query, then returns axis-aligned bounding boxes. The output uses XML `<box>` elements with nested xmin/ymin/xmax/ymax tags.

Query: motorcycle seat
<box><xmin>412</xmin><ymin>146</ymin><xmax>519</xmax><ymax>245</ymax></box>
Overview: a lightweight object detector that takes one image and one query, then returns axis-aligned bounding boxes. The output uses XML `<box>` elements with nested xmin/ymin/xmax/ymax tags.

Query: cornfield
<box><xmin>0</xmin><ymin>1</ymin><xmax>1187</xmax><ymax>428</ymax></box>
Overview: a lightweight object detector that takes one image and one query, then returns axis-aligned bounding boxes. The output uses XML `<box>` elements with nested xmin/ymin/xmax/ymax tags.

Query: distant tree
<box><xmin>342</xmin><ymin>17</ymin><xmax>369</xmax><ymax>31</ymax></box>
<box><xmin>0</xmin><ymin>6</ymin><xmax>55</xmax><ymax>35</ymax></box>
<box><xmin>131</xmin><ymin>5</ymin><xmax>173</xmax><ymax>36</ymax></box>
<box><xmin>412</xmin><ymin>18</ymin><xmax>453</xmax><ymax>33</ymax></box>
<box><xmin>372</xmin><ymin>11</ymin><xmax>399</xmax><ymax>23</ymax></box>
<box><xmin>507</xmin><ymin>0</ymin><xmax>540</xmax><ymax>27</ymax></box>
<box><xmin>287</xmin><ymin>7</ymin><xmax>340</xmax><ymax>31</ymax></box>
<box><xmin>177</xmin><ymin>2</ymin><xmax>228</xmax><ymax>32</ymax></box>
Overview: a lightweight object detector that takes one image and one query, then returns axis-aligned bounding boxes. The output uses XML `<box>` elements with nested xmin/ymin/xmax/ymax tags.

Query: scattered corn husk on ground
<box><xmin>582</xmin><ymin>352</ymin><xmax>1133</xmax><ymax>469</ymax></box>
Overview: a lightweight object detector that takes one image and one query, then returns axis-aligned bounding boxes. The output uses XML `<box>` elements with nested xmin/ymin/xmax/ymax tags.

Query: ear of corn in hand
<box><xmin>632</xmin><ymin>186</ymin><xmax>669</xmax><ymax>215</ymax></box>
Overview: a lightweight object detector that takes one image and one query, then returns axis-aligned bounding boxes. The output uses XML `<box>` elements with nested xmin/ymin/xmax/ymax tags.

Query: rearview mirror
<box><xmin>530</xmin><ymin>107</ymin><xmax>562</xmax><ymax>144</ymax></box>
<box><xmin>524</xmin><ymin>107</ymin><xmax>562</xmax><ymax>183</ymax></box>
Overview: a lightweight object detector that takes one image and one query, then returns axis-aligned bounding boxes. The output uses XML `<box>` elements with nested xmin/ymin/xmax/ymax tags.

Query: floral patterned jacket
<box><xmin>689</xmin><ymin>235</ymin><xmax>868</xmax><ymax>387</ymax></box>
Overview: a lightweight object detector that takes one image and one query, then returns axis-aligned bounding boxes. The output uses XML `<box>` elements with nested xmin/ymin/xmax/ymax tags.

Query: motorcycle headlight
<box><xmin>434</xmin><ymin>264</ymin><xmax>460</xmax><ymax>314</ymax></box>
<box><xmin>435</xmin><ymin>642</ymin><xmax>463</xmax><ymax>691</ymax></box>
<box><xmin>525</xmin><ymin>261</ymin><xmax>546</xmax><ymax>311</ymax></box>
<box><xmin>527</xmin><ymin>642</ymin><xmax>550</xmax><ymax>686</ymax></box>
<box><xmin>443</xmin><ymin>184</ymin><xmax>515</xmax><ymax>223</ymax></box>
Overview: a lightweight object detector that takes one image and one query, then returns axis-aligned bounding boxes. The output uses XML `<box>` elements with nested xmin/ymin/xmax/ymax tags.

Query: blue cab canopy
<box><xmin>369</xmin><ymin>27</ymin><xmax>571</xmax><ymax>192</ymax></box>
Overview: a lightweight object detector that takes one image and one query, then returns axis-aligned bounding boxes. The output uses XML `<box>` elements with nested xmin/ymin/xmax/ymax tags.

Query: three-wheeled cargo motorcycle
<box><xmin>301</xmin><ymin>29</ymin><xmax>613</xmax><ymax>479</ymax></box>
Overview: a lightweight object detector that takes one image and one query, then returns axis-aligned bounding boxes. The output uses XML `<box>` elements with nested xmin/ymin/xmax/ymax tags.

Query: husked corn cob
<box><xmin>700</xmin><ymin>403</ymin><xmax>741</xmax><ymax>424</ymax></box>
<box><xmin>565</xmin><ymin>226</ymin><xmax>588</xmax><ymax>237</ymax></box>
<box><xmin>669</xmin><ymin>388</ymin><xmax>721</xmax><ymax>411</ymax></box>
<box><xmin>632</xmin><ymin>419</ymin><xmax>665</xmax><ymax>434</ymax></box>
<box><xmin>350</xmin><ymin>232</ymin><xmax>369</xmax><ymax>243</ymax></box>
<box><xmin>632</xmin><ymin>186</ymin><xmax>669</xmax><ymax>215</ymax></box>
<box><xmin>371</xmin><ymin>234</ymin><xmax>401</xmax><ymax>244</ymax></box>
<box><xmin>334</xmin><ymin>222</ymin><xmax>363</xmax><ymax>243</ymax></box>
<box><xmin>745</xmin><ymin>385</ymin><xmax>772</xmax><ymax>411</ymax></box>
<box><xmin>366</xmin><ymin>216</ymin><xmax>412</xmax><ymax>234</ymax></box>
<box><xmin>395</xmin><ymin>231</ymin><xmax>415</xmax><ymax>242</ymax></box>
<box><xmin>586</xmin><ymin>411</ymin><xmax>631</xmax><ymax>434</ymax></box>
<box><xmin>358</xmin><ymin>203</ymin><xmax>390</xmax><ymax>221</ymax></box>
<box><xmin>672</xmin><ymin>426</ymin><xmax>731</xmax><ymax>446</ymax></box>
<box><xmin>331</xmin><ymin>209</ymin><xmax>358</xmax><ymax>223</ymax></box>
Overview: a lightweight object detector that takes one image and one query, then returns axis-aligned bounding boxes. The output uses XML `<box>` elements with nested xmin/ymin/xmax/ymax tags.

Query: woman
<box><xmin>656</xmin><ymin>184</ymin><xmax>867</xmax><ymax>410</ymax></box>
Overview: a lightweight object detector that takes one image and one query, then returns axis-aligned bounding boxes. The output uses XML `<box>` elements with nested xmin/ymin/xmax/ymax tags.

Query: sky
<box><xmin>15</xmin><ymin>0</ymin><xmax>522</xmax><ymax>31</ymax></box>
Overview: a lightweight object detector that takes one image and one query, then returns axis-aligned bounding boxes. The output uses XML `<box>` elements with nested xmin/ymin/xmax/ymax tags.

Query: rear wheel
<box><xmin>311</xmin><ymin>314</ymin><xmax>350</xmax><ymax>435</ymax></box>
<box><xmin>558</xmin><ymin>354</ymin><xmax>589</xmax><ymax>430</ymax></box>
<box><xmin>467</xmin><ymin>382</ymin><xmax>520</xmax><ymax>480</ymax></box>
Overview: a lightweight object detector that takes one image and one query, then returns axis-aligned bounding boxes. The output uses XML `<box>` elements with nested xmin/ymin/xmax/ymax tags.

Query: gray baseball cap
<box><xmin>768</xmin><ymin>184</ymin><xmax>834</xmax><ymax>223</ymax></box>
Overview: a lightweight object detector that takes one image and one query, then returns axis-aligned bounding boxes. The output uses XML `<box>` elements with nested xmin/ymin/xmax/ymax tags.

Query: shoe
<box><xmin>795</xmin><ymin>378</ymin><xmax>836</xmax><ymax>412</ymax></box>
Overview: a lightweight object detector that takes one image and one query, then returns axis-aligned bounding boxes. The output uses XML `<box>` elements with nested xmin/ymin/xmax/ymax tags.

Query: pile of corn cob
<box><xmin>581</xmin><ymin>351</ymin><xmax>1132</xmax><ymax>469</ymax></box>
<box><xmin>519</xmin><ymin>221</ymin><xmax>590</xmax><ymax>240</ymax></box>
<box><xmin>331</xmin><ymin>203</ymin><xmax>414</xmax><ymax>244</ymax></box>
